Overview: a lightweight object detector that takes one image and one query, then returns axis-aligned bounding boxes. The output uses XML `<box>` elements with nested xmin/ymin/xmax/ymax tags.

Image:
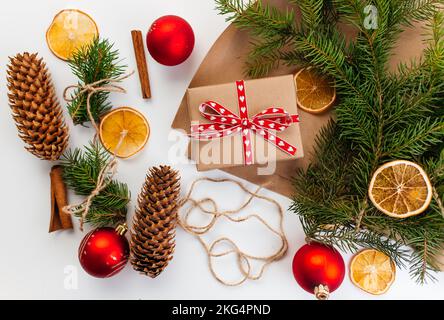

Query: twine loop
<box><xmin>178</xmin><ymin>177</ymin><xmax>288</xmax><ymax>286</ymax></box>
<box><xmin>62</xmin><ymin>72</ymin><xmax>134</xmax><ymax>231</ymax></box>
<box><xmin>63</xmin><ymin>71</ymin><xmax>135</xmax><ymax>132</ymax></box>
<box><xmin>63</xmin><ymin>130</ymin><xmax>128</xmax><ymax>231</ymax></box>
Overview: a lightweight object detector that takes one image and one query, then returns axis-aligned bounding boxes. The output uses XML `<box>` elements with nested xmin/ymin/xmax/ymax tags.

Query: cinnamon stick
<box><xmin>49</xmin><ymin>165</ymin><xmax>73</xmax><ymax>232</ymax></box>
<box><xmin>131</xmin><ymin>30</ymin><xmax>151</xmax><ymax>99</ymax></box>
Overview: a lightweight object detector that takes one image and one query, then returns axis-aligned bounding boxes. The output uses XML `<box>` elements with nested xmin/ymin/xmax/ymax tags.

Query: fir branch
<box><xmin>297</xmin><ymin>203</ymin><xmax>408</xmax><ymax>266</ymax></box>
<box><xmin>67</xmin><ymin>38</ymin><xmax>126</xmax><ymax>125</ymax></box>
<box><xmin>336</xmin><ymin>96</ymin><xmax>377</xmax><ymax>151</ymax></box>
<box><xmin>217</xmin><ymin>0</ymin><xmax>444</xmax><ymax>283</ymax></box>
<box><xmin>293</xmin><ymin>30</ymin><xmax>347</xmax><ymax>79</ymax></box>
<box><xmin>292</xmin><ymin>121</ymin><xmax>353</xmax><ymax>202</ymax></box>
<box><xmin>245</xmin><ymin>37</ymin><xmax>291</xmax><ymax>77</ymax></box>
<box><xmin>215</xmin><ymin>0</ymin><xmax>297</xmax><ymax>38</ymax></box>
<box><xmin>425</xmin><ymin>149</ymin><xmax>444</xmax><ymax>217</ymax></box>
<box><xmin>245</xmin><ymin>53</ymin><xmax>281</xmax><ymax>78</ymax></box>
<box><xmin>215</xmin><ymin>0</ymin><xmax>299</xmax><ymax>77</ymax></box>
<box><xmin>215</xmin><ymin>0</ymin><xmax>254</xmax><ymax>22</ymax></box>
<box><xmin>332</xmin><ymin>0</ymin><xmax>366</xmax><ymax>29</ymax></box>
<box><xmin>290</xmin><ymin>0</ymin><xmax>324</xmax><ymax>30</ymax></box>
<box><xmin>397</xmin><ymin>0</ymin><xmax>444</xmax><ymax>28</ymax></box>
<box><xmin>59</xmin><ymin>140</ymin><xmax>130</xmax><ymax>227</ymax></box>
<box><xmin>406</xmin><ymin>203</ymin><xmax>444</xmax><ymax>283</ymax></box>
<box><xmin>382</xmin><ymin>119</ymin><xmax>444</xmax><ymax>158</ymax></box>
<box><xmin>280</xmin><ymin>49</ymin><xmax>309</xmax><ymax>68</ymax></box>
<box><xmin>424</xmin><ymin>11</ymin><xmax>444</xmax><ymax>81</ymax></box>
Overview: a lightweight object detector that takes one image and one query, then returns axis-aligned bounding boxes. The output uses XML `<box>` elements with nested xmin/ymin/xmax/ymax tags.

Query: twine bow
<box><xmin>62</xmin><ymin>71</ymin><xmax>134</xmax><ymax>231</ymax></box>
<box><xmin>62</xmin><ymin>130</ymin><xmax>128</xmax><ymax>231</ymax></box>
<box><xmin>63</xmin><ymin>71</ymin><xmax>135</xmax><ymax>132</ymax></box>
<box><xmin>178</xmin><ymin>177</ymin><xmax>288</xmax><ymax>286</ymax></box>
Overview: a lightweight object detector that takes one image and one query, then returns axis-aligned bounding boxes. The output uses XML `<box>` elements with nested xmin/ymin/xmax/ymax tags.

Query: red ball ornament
<box><xmin>146</xmin><ymin>15</ymin><xmax>195</xmax><ymax>66</ymax></box>
<box><xmin>292</xmin><ymin>242</ymin><xmax>345</xmax><ymax>299</ymax></box>
<box><xmin>78</xmin><ymin>224</ymin><xmax>129</xmax><ymax>278</ymax></box>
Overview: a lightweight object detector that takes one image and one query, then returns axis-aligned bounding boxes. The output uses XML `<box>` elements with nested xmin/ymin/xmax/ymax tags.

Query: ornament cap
<box><xmin>314</xmin><ymin>284</ymin><xmax>330</xmax><ymax>300</ymax></box>
<box><xmin>115</xmin><ymin>223</ymin><xmax>128</xmax><ymax>236</ymax></box>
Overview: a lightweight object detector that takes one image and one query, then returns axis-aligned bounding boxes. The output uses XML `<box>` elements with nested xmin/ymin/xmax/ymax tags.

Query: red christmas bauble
<box><xmin>292</xmin><ymin>242</ymin><xmax>345</xmax><ymax>299</ymax></box>
<box><xmin>78</xmin><ymin>225</ymin><xmax>129</xmax><ymax>278</ymax></box>
<box><xmin>146</xmin><ymin>15</ymin><xmax>195</xmax><ymax>66</ymax></box>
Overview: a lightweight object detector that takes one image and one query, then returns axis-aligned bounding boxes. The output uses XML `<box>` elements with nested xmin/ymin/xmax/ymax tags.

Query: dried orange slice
<box><xmin>369</xmin><ymin>160</ymin><xmax>432</xmax><ymax>218</ymax></box>
<box><xmin>350</xmin><ymin>249</ymin><xmax>396</xmax><ymax>295</ymax></box>
<box><xmin>294</xmin><ymin>67</ymin><xmax>336</xmax><ymax>114</ymax></box>
<box><xmin>46</xmin><ymin>9</ymin><xmax>98</xmax><ymax>61</ymax></box>
<box><xmin>99</xmin><ymin>107</ymin><xmax>150</xmax><ymax>158</ymax></box>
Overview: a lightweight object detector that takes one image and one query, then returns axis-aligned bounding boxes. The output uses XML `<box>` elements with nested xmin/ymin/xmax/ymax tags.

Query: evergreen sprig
<box><xmin>59</xmin><ymin>140</ymin><xmax>130</xmax><ymax>227</ymax></box>
<box><xmin>67</xmin><ymin>38</ymin><xmax>126</xmax><ymax>125</ymax></box>
<box><xmin>216</xmin><ymin>0</ymin><xmax>299</xmax><ymax>77</ymax></box>
<box><xmin>217</xmin><ymin>0</ymin><xmax>444</xmax><ymax>282</ymax></box>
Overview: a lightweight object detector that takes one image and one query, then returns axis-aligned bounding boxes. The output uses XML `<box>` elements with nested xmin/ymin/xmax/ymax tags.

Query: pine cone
<box><xmin>130</xmin><ymin>166</ymin><xmax>180</xmax><ymax>278</ymax></box>
<box><xmin>7</xmin><ymin>52</ymin><xmax>69</xmax><ymax>160</ymax></box>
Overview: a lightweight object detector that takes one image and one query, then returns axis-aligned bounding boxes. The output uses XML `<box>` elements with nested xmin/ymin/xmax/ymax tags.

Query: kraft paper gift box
<box><xmin>186</xmin><ymin>75</ymin><xmax>304</xmax><ymax>171</ymax></box>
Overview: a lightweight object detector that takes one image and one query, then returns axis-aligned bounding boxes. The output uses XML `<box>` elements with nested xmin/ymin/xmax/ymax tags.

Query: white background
<box><xmin>0</xmin><ymin>0</ymin><xmax>443</xmax><ymax>300</ymax></box>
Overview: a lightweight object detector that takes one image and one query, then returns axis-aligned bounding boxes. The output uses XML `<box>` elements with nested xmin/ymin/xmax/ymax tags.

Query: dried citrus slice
<box><xmin>46</xmin><ymin>9</ymin><xmax>98</xmax><ymax>61</ymax></box>
<box><xmin>350</xmin><ymin>249</ymin><xmax>396</xmax><ymax>295</ymax></box>
<box><xmin>294</xmin><ymin>67</ymin><xmax>336</xmax><ymax>114</ymax></box>
<box><xmin>369</xmin><ymin>160</ymin><xmax>432</xmax><ymax>218</ymax></box>
<box><xmin>99</xmin><ymin>107</ymin><xmax>150</xmax><ymax>158</ymax></box>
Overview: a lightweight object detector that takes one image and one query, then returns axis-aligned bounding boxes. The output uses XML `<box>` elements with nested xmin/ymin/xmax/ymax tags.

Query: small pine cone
<box><xmin>7</xmin><ymin>52</ymin><xmax>69</xmax><ymax>160</ymax></box>
<box><xmin>130</xmin><ymin>166</ymin><xmax>180</xmax><ymax>278</ymax></box>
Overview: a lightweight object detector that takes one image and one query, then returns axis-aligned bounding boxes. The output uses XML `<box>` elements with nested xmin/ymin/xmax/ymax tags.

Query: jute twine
<box><xmin>62</xmin><ymin>72</ymin><xmax>134</xmax><ymax>231</ymax></box>
<box><xmin>63</xmin><ymin>72</ymin><xmax>135</xmax><ymax>132</ymax></box>
<box><xmin>178</xmin><ymin>177</ymin><xmax>288</xmax><ymax>286</ymax></box>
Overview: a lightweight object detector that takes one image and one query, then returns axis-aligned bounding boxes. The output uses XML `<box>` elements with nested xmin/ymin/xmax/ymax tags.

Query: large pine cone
<box><xmin>7</xmin><ymin>52</ymin><xmax>69</xmax><ymax>160</ymax></box>
<box><xmin>130</xmin><ymin>166</ymin><xmax>180</xmax><ymax>278</ymax></box>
